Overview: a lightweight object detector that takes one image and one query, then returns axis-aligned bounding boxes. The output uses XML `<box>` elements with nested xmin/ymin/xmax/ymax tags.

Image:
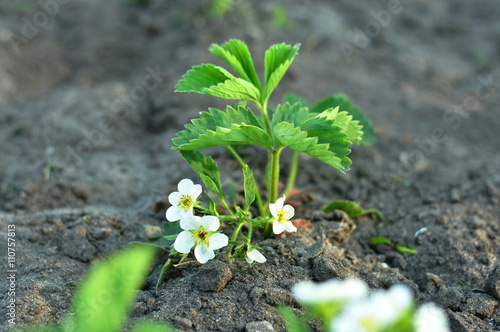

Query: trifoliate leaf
<box><xmin>299</xmin><ymin>115</ymin><xmax>352</xmax><ymax>168</ymax></box>
<box><xmin>173</xmin><ymin>106</ymin><xmax>272</xmax><ymax>151</ymax></box>
<box><xmin>179</xmin><ymin>150</ymin><xmax>223</xmax><ymax>200</ymax></box>
<box><xmin>263</xmin><ymin>43</ymin><xmax>300</xmax><ymax>102</ymax></box>
<box><xmin>175</xmin><ymin>64</ymin><xmax>260</xmax><ymax>102</ymax></box>
<box><xmin>317</xmin><ymin>107</ymin><xmax>363</xmax><ymax>145</ymax></box>
<box><xmin>271</xmin><ymin>102</ymin><xmax>312</xmax><ymax>127</ymax></box>
<box><xmin>273</xmin><ymin>121</ymin><xmax>351</xmax><ymax>172</ymax></box>
<box><xmin>311</xmin><ymin>94</ymin><xmax>374</xmax><ymax>145</ymax></box>
<box><xmin>209</xmin><ymin>39</ymin><xmax>261</xmax><ymax>89</ymax></box>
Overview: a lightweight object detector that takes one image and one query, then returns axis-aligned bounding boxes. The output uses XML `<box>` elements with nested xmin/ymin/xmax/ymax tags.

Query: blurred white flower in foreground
<box><xmin>174</xmin><ymin>215</ymin><xmax>228</xmax><ymax>264</ymax></box>
<box><xmin>270</xmin><ymin>196</ymin><xmax>296</xmax><ymax>234</ymax></box>
<box><xmin>292</xmin><ymin>278</ymin><xmax>368</xmax><ymax>305</ymax></box>
<box><xmin>166</xmin><ymin>179</ymin><xmax>202</xmax><ymax>221</ymax></box>
<box><xmin>331</xmin><ymin>284</ymin><xmax>413</xmax><ymax>332</ymax></box>
<box><xmin>246</xmin><ymin>248</ymin><xmax>266</xmax><ymax>264</ymax></box>
<box><xmin>414</xmin><ymin>302</ymin><xmax>450</xmax><ymax>332</ymax></box>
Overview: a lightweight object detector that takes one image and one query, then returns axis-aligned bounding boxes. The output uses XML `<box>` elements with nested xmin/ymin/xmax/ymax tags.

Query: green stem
<box><xmin>284</xmin><ymin>151</ymin><xmax>299</xmax><ymax>198</ymax></box>
<box><xmin>226</xmin><ymin>146</ymin><xmax>266</xmax><ymax>217</ymax></box>
<box><xmin>258</xmin><ymin>100</ymin><xmax>273</xmax><ymax>138</ymax></box>
<box><xmin>264</xmin><ymin>147</ymin><xmax>283</xmax><ymax>236</ymax></box>
<box><xmin>226</xmin><ymin>145</ymin><xmax>245</xmax><ymax>166</ymax></box>
<box><xmin>220</xmin><ymin>197</ymin><xmax>234</xmax><ymax>216</ymax></box>
<box><xmin>247</xmin><ymin>220</ymin><xmax>254</xmax><ymax>243</ymax></box>
<box><xmin>269</xmin><ymin>147</ymin><xmax>283</xmax><ymax>204</ymax></box>
<box><xmin>227</xmin><ymin>220</ymin><xmax>246</xmax><ymax>260</ymax></box>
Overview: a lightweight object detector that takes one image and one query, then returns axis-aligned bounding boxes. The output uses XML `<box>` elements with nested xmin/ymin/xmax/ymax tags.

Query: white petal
<box><xmin>168</xmin><ymin>192</ymin><xmax>182</xmax><ymax>205</ymax></box>
<box><xmin>189</xmin><ymin>184</ymin><xmax>203</xmax><ymax>200</ymax></box>
<box><xmin>273</xmin><ymin>221</ymin><xmax>286</xmax><ymax>234</ymax></box>
<box><xmin>201</xmin><ymin>215</ymin><xmax>220</xmax><ymax>231</ymax></box>
<box><xmin>166</xmin><ymin>206</ymin><xmax>182</xmax><ymax>222</ymax></box>
<box><xmin>269</xmin><ymin>203</ymin><xmax>278</xmax><ymax>218</ymax></box>
<box><xmin>283</xmin><ymin>221</ymin><xmax>297</xmax><ymax>233</ymax></box>
<box><xmin>177</xmin><ymin>178</ymin><xmax>195</xmax><ymax>194</ymax></box>
<box><xmin>174</xmin><ymin>231</ymin><xmax>195</xmax><ymax>253</ymax></box>
<box><xmin>208</xmin><ymin>233</ymin><xmax>228</xmax><ymax>250</ymax></box>
<box><xmin>414</xmin><ymin>303</ymin><xmax>450</xmax><ymax>332</ymax></box>
<box><xmin>247</xmin><ymin>249</ymin><xmax>266</xmax><ymax>263</ymax></box>
<box><xmin>270</xmin><ymin>196</ymin><xmax>286</xmax><ymax>219</ymax></box>
<box><xmin>275</xmin><ymin>196</ymin><xmax>286</xmax><ymax>209</ymax></box>
<box><xmin>194</xmin><ymin>244</ymin><xmax>215</xmax><ymax>264</ymax></box>
<box><xmin>180</xmin><ymin>215</ymin><xmax>201</xmax><ymax>231</ymax></box>
<box><xmin>283</xmin><ymin>204</ymin><xmax>295</xmax><ymax>219</ymax></box>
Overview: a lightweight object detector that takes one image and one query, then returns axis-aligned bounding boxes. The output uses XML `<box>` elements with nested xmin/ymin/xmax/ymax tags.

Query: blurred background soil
<box><xmin>0</xmin><ymin>1</ymin><xmax>499</xmax><ymax>331</ymax></box>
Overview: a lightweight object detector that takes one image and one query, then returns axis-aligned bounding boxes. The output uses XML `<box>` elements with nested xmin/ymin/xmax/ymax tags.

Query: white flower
<box><xmin>246</xmin><ymin>248</ymin><xmax>266</xmax><ymax>264</ymax></box>
<box><xmin>166</xmin><ymin>179</ymin><xmax>202</xmax><ymax>222</ymax></box>
<box><xmin>174</xmin><ymin>215</ymin><xmax>228</xmax><ymax>264</ymax></box>
<box><xmin>414</xmin><ymin>303</ymin><xmax>450</xmax><ymax>332</ymax></box>
<box><xmin>269</xmin><ymin>196</ymin><xmax>296</xmax><ymax>234</ymax></box>
<box><xmin>292</xmin><ymin>278</ymin><xmax>368</xmax><ymax>305</ymax></box>
<box><xmin>331</xmin><ymin>284</ymin><xmax>413</xmax><ymax>332</ymax></box>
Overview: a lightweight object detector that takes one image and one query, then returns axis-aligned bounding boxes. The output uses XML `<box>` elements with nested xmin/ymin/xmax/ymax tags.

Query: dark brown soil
<box><xmin>1</xmin><ymin>1</ymin><xmax>499</xmax><ymax>331</ymax></box>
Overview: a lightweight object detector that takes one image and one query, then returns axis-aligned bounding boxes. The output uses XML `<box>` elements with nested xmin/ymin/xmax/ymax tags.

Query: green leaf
<box><xmin>370</xmin><ymin>237</ymin><xmax>418</xmax><ymax>255</ymax></box>
<box><xmin>156</xmin><ymin>259</ymin><xmax>175</xmax><ymax>294</ymax></box>
<box><xmin>310</xmin><ymin>94</ymin><xmax>374</xmax><ymax>145</ymax></box>
<box><xmin>242</xmin><ymin>164</ymin><xmax>256</xmax><ymax>207</ymax></box>
<box><xmin>131</xmin><ymin>320</ymin><xmax>175</xmax><ymax>332</ymax></box>
<box><xmin>317</xmin><ymin>107</ymin><xmax>363</xmax><ymax>145</ymax></box>
<box><xmin>396</xmin><ymin>244</ymin><xmax>417</xmax><ymax>254</ymax></box>
<box><xmin>323</xmin><ymin>200</ymin><xmax>383</xmax><ymax>220</ymax></box>
<box><xmin>209</xmin><ymin>39</ymin><xmax>261</xmax><ymax>89</ymax></box>
<box><xmin>322</xmin><ymin>200</ymin><xmax>365</xmax><ymax>218</ymax></box>
<box><xmin>271</xmin><ymin>102</ymin><xmax>312</xmax><ymax>127</ymax></box>
<box><xmin>70</xmin><ymin>246</ymin><xmax>156</xmax><ymax>332</ymax></box>
<box><xmin>175</xmin><ymin>64</ymin><xmax>260</xmax><ymax>102</ymax></box>
<box><xmin>370</xmin><ymin>236</ymin><xmax>392</xmax><ymax>246</ymax></box>
<box><xmin>273</xmin><ymin>121</ymin><xmax>351</xmax><ymax>172</ymax></box>
<box><xmin>173</xmin><ymin>106</ymin><xmax>272</xmax><ymax>151</ymax></box>
<box><xmin>283</xmin><ymin>93</ymin><xmax>312</xmax><ymax>108</ymax></box>
<box><xmin>179</xmin><ymin>150</ymin><xmax>224</xmax><ymax>199</ymax></box>
<box><xmin>263</xmin><ymin>43</ymin><xmax>300</xmax><ymax>102</ymax></box>
<box><xmin>129</xmin><ymin>241</ymin><xmax>168</xmax><ymax>252</ymax></box>
<box><xmin>278</xmin><ymin>306</ymin><xmax>311</xmax><ymax>332</ymax></box>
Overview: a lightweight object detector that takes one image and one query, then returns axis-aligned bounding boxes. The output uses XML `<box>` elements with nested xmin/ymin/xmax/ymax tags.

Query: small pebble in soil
<box><xmin>312</xmin><ymin>256</ymin><xmax>353</xmax><ymax>281</ymax></box>
<box><xmin>193</xmin><ymin>260</ymin><xmax>232</xmax><ymax>292</ymax></box>
<box><xmin>246</xmin><ymin>321</ymin><xmax>275</xmax><ymax>332</ymax></box>
<box><xmin>143</xmin><ymin>224</ymin><xmax>162</xmax><ymax>240</ymax></box>
<box><xmin>60</xmin><ymin>226</ymin><xmax>96</xmax><ymax>262</ymax></box>
<box><xmin>436</xmin><ymin>286</ymin><xmax>465</xmax><ymax>310</ymax></box>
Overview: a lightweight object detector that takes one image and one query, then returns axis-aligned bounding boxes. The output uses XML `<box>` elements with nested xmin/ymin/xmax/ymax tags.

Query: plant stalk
<box><xmin>227</xmin><ymin>220</ymin><xmax>246</xmax><ymax>260</ymax></box>
<box><xmin>264</xmin><ymin>147</ymin><xmax>283</xmax><ymax>236</ymax></box>
<box><xmin>226</xmin><ymin>145</ymin><xmax>266</xmax><ymax>217</ymax></box>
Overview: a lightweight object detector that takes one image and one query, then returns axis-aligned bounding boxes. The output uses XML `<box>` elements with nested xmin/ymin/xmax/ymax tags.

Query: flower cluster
<box><xmin>165</xmin><ymin>179</ymin><xmax>297</xmax><ymax>264</ymax></box>
<box><xmin>166</xmin><ymin>179</ymin><xmax>228</xmax><ymax>264</ymax></box>
<box><xmin>291</xmin><ymin>278</ymin><xmax>450</xmax><ymax>332</ymax></box>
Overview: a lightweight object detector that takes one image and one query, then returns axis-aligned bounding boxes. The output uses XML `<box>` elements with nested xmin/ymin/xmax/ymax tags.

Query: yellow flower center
<box><xmin>178</xmin><ymin>195</ymin><xmax>194</xmax><ymax>211</ymax></box>
<box><xmin>193</xmin><ymin>228</ymin><xmax>209</xmax><ymax>246</ymax></box>
<box><xmin>276</xmin><ymin>209</ymin><xmax>289</xmax><ymax>224</ymax></box>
